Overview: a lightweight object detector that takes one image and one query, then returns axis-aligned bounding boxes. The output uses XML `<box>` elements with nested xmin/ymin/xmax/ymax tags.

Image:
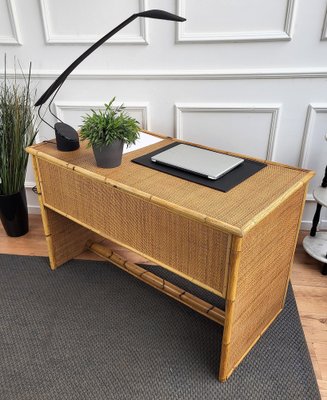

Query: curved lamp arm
<box><xmin>35</xmin><ymin>10</ymin><xmax>186</xmax><ymax>107</ymax></box>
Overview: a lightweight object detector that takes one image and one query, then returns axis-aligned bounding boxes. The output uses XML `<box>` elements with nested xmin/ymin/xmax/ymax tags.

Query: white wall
<box><xmin>1</xmin><ymin>0</ymin><xmax>327</xmax><ymax>228</ymax></box>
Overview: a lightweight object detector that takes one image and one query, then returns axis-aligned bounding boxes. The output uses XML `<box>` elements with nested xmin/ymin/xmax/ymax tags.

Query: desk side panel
<box><xmin>32</xmin><ymin>156</ymin><xmax>101</xmax><ymax>269</ymax></box>
<box><xmin>37</xmin><ymin>159</ymin><xmax>230</xmax><ymax>296</ymax></box>
<box><xmin>220</xmin><ymin>183</ymin><xmax>307</xmax><ymax>380</ymax></box>
<box><xmin>46</xmin><ymin>208</ymin><xmax>102</xmax><ymax>268</ymax></box>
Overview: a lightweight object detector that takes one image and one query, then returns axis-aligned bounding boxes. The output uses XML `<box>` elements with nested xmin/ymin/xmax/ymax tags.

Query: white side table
<box><xmin>303</xmin><ymin>169</ymin><xmax>327</xmax><ymax>275</ymax></box>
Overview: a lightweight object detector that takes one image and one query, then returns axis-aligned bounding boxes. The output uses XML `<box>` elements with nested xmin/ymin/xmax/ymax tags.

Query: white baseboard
<box><xmin>301</xmin><ymin>220</ymin><xmax>327</xmax><ymax>231</ymax></box>
<box><xmin>28</xmin><ymin>206</ymin><xmax>41</xmax><ymax>215</ymax></box>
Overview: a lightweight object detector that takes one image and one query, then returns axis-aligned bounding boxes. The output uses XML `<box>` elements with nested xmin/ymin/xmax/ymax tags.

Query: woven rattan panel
<box><xmin>46</xmin><ymin>208</ymin><xmax>101</xmax><ymax>267</ymax></box>
<box><xmin>34</xmin><ymin>139</ymin><xmax>308</xmax><ymax>231</ymax></box>
<box><xmin>226</xmin><ymin>185</ymin><xmax>305</xmax><ymax>372</ymax></box>
<box><xmin>38</xmin><ymin>159</ymin><xmax>230</xmax><ymax>296</ymax></box>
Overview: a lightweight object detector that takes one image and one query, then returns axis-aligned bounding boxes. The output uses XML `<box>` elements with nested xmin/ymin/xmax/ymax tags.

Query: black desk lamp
<box><xmin>35</xmin><ymin>9</ymin><xmax>186</xmax><ymax>151</ymax></box>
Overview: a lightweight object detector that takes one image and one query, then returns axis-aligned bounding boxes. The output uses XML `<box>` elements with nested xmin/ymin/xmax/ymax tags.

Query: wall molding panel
<box><xmin>176</xmin><ymin>0</ymin><xmax>296</xmax><ymax>43</ymax></box>
<box><xmin>39</xmin><ymin>0</ymin><xmax>149</xmax><ymax>44</ymax></box>
<box><xmin>299</xmin><ymin>104</ymin><xmax>327</xmax><ymax>168</ymax></box>
<box><xmin>175</xmin><ymin>103</ymin><xmax>281</xmax><ymax>161</ymax></box>
<box><xmin>33</xmin><ymin>101</ymin><xmax>149</xmax><ymax>144</ymax></box>
<box><xmin>299</xmin><ymin>104</ymin><xmax>327</xmax><ymax>205</ymax></box>
<box><xmin>54</xmin><ymin>100</ymin><xmax>150</xmax><ymax>129</ymax></box>
<box><xmin>0</xmin><ymin>0</ymin><xmax>22</xmax><ymax>44</ymax></box>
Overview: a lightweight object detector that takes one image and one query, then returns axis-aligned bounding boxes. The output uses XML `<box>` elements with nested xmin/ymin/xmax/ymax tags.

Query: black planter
<box><xmin>92</xmin><ymin>139</ymin><xmax>124</xmax><ymax>168</ymax></box>
<box><xmin>0</xmin><ymin>188</ymin><xmax>29</xmax><ymax>237</ymax></box>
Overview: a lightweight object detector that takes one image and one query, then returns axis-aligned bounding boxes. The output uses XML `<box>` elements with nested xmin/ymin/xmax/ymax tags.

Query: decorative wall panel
<box><xmin>175</xmin><ymin>104</ymin><xmax>280</xmax><ymax>160</ymax></box>
<box><xmin>177</xmin><ymin>0</ymin><xmax>296</xmax><ymax>42</ymax></box>
<box><xmin>0</xmin><ymin>0</ymin><xmax>21</xmax><ymax>44</ymax></box>
<box><xmin>39</xmin><ymin>0</ymin><xmax>148</xmax><ymax>44</ymax></box>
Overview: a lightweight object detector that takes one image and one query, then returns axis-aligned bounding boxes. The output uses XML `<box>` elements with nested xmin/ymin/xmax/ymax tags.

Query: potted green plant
<box><xmin>79</xmin><ymin>98</ymin><xmax>140</xmax><ymax>168</ymax></box>
<box><xmin>0</xmin><ymin>58</ymin><xmax>37</xmax><ymax>236</ymax></box>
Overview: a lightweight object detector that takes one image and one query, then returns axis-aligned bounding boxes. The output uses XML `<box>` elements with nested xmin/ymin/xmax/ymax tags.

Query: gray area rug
<box><xmin>0</xmin><ymin>254</ymin><xmax>321</xmax><ymax>400</ymax></box>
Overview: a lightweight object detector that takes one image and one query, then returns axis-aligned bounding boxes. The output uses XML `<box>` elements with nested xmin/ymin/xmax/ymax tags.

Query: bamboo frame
<box><xmin>221</xmin><ymin>308</ymin><xmax>284</xmax><ymax>381</ymax></box>
<box><xmin>31</xmin><ymin>156</ymin><xmax>56</xmax><ymax>268</ymax></box>
<box><xmin>281</xmin><ymin>181</ymin><xmax>311</xmax><ymax>307</ymax></box>
<box><xmin>26</xmin><ymin>131</ymin><xmax>314</xmax><ymax>382</ymax></box>
<box><xmin>219</xmin><ymin>184</ymin><xmax>308</xmax><ymax>381</ymax></box>
<box><xmin>242</xmin><ymin>178</ymin><xmax>314</xmax><ymax>234</ymax></box>
<box><xmin>88</xmin><ymin>241</ymin><xmax>225</xmax><ymax>326</ymax></box>
<box><xmin>219</xmin><ymin>236</ymin><xmax>242</xmax><ymax>381</ymax></box>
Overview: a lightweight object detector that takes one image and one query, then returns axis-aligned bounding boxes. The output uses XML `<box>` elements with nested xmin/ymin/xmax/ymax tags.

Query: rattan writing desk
<box><xmin>27</xmin><ymin>130</ymin><xmax>314</xmax><ymax>381</ymax></box>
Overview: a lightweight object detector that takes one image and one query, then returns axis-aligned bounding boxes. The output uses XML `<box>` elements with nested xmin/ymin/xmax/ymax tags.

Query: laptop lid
<box><xmin>151</xmin><ymin>144</ymin><xmax>244</xmax><ymax>180</ymax></box>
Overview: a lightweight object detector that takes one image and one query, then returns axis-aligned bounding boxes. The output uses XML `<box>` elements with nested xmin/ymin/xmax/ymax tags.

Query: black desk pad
<box><xmin>132</xmin><ymin>142</ymin><xmax>267</xmax><ymax>193</ymax></box>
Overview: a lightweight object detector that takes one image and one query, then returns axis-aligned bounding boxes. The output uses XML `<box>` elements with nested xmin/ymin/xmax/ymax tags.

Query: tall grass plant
<box><xmin>0</xmin><ymin>57</ymin><xmax>37</xmax><ymax>195</ymax></box>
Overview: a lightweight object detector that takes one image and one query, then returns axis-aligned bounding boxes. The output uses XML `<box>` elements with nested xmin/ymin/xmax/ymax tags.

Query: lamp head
<box><xmin>135</xmin><ymin>9</ymin><xmax>186</xmax><ymax>22</ymax></box>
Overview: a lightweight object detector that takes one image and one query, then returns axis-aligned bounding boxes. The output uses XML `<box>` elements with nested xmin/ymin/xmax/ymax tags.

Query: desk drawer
<box><xmin>38</xmin><ymin>159</ymin><xmax>230</xmax><ymax>296</ymax></box>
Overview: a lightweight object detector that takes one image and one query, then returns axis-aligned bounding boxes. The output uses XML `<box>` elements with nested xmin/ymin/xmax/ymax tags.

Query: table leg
<box><xmin>322</xmin><ymin>263</ymin><xmax>327</xmax><ymax>276</ymax></box>
<box><xmin>311</xmin><ymin>166</ymin><xmax>327</xmax><ymax>237</ymax></box>
<box><xmin>310</xmin><ymin>203</ymin><xmax>322</xmax><ymax>237</ymax></box>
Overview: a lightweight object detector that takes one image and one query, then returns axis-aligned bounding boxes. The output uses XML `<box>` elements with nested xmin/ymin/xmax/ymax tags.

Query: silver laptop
<box><xmin>151</xmin><ymin>144</ymin><xmax>244</xmax><ymax>180</ymax></box>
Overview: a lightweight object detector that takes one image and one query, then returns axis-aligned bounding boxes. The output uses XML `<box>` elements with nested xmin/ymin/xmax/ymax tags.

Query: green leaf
<box><xmin>79</xmin><ymin>97</ymin><xmax>140</xmax><ymax>148</ymax></box>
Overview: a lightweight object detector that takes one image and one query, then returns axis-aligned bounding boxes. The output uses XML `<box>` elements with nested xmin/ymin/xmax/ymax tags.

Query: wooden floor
<box><xmin>1</xmin><ymin>215</ymin><xmax>326</xmax><ymax>398</ymax></box>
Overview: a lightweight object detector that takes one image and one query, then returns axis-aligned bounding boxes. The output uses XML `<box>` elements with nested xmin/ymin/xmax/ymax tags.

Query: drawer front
<box><xmin>38</xmin><ymin>159</ymin><xmax>230</xmax><ymax>296</ymax></box>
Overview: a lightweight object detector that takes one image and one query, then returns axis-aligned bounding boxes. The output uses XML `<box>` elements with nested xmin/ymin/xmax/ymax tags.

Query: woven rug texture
<box><xmin>0</xmin><ymin>254</ymin><xmax>321</xmax><ymax>400</ymax></box>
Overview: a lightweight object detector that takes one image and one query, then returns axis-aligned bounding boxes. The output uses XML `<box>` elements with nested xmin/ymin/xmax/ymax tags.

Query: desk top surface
<box><xmin>27</xmin><ymin>132</ymin><xmax>314</xmax><ymax>236</ymax></box>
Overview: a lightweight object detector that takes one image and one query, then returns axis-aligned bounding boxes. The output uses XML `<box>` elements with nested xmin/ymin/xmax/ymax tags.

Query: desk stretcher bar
<box><xmin>87</xmin><ymin>241</ymin><xmax>225</xmax><ymax>326</ymax></box>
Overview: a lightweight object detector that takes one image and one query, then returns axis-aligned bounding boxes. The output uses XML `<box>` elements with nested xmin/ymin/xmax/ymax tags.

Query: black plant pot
<box><xmin>0</xmin><ymin>188</ymin><xmax>29</xmax><ymax>237</ymax></box>
<box><xmin>92</xmin><ymin>139</ymin><xmax>124</xmax><ymax>168</ymax></box>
